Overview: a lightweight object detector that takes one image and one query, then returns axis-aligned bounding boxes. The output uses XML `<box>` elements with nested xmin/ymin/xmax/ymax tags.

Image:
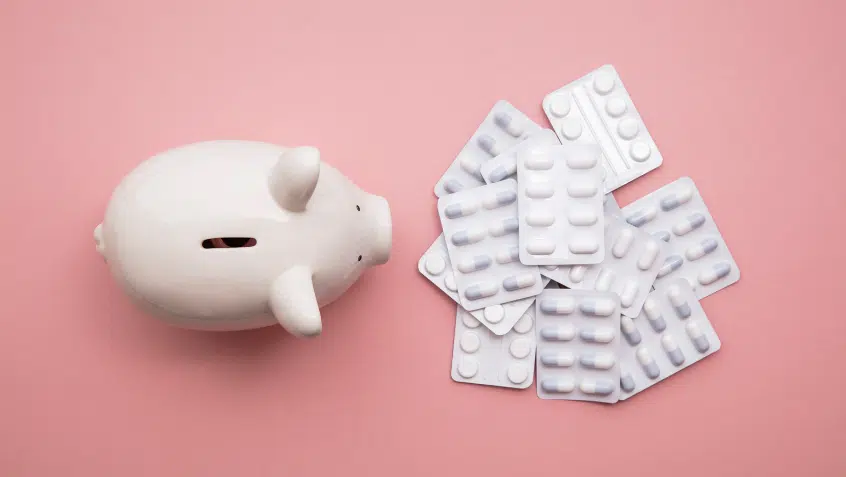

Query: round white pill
<box><xmin>444</xmin><ymin>272</ymin><xmax>457</xmax><ymax>292</ymax></box>
<box><xmin>424</xmin><ymin>254</ymin><xmax>446</xmax><ymax>275</ymax></box>
<box><xmin>630</xmin><ymin>142</ymin><xmax>651</xmax><ymax>162</ymax></box>
<box><xmin>483</xmin><ymin>305</ymin><xmax>504</xmax><ymax>324</ymax></box>
<box><xmin>512</xmin><ymin>313</ymin><xmax>534</xmax><ymax>334</ymax></box>
<box><xmin>593</xmin><ymin>72</ymin><xmax>616</xmax><ymax>95</ymax></box>
<box><xmin>560</xmin><ymin>118</ymin><xmax>582</xmax><ymax>140</ymax></box>
<box><xmin>507</xmin><ymin>363</ymin><xmax>529</xmax><ymax>384</ymax></box>
<box><xmin>617</xmin><ymin>118</ymin><xmax>640</xmax><ymax>140</ymax></box>
<box><xmin>605</xmin><ymin>97</ymin><xmax>627</xmax><ymax>117</ymax></box>
<box><xmin>547</xmin><ymin>95</ymin><xmax>571</xmax><ymax>117</ymax></box>
<box><xmin>544</xmin><ymin>265</ymin><xmax>558</xmax><ymax>271</ymax></box>
<box><xmin>460</xmin><ymin>331</ymin><xmax>481</xmax><ymax>353</ymax></box>
<box><xmin>457</xmin><ymin>356</ymin><xmax>478</xmax><ymax>378</ymax></box>
<box><xmin>509</xmin><ymin>338</ymin><xmax>532</xmax><ymax>359</ymax></box>
<box><xmin>461</xmin><ymin>312</ymin><xmax>481</xmax><ymax>328</ymax></box>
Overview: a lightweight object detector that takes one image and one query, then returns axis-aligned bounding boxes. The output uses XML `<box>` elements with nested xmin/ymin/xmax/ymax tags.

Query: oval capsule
<box><xmin>643</xmin><ymin>298</ymin><xmax>666</xmax><ymax>332</ymax></box>
<box><xmin>540</xmin><ymin>352</ymin><xmax>575</xmax><ymax>367</ymax></box>
<box><xmin>668</xmin><ymin>285</ymin><xmax>691</xmax><ymax>318</ymax></box>
<box><xmin>451</xmin><ymin>228</ymin><xmax>485</xmax><ymax>246</ymax></box>
<box><xmin>660</xmin><ymin>187</ymin><xmax>694</xmax><ymax>211</ymax></box>
<box><xmin>443</xmin><ymin>179</ymin><xmax>464</xmax><ymax>194</ymax></box>
<box><xmin>568</xmin><ymin>209</ymin><xmax>598</xmax><ymax>226</ymax></box>
<box><xmin>661</xmin><ymin>335</ymin><xmax>686</xmax><ymax>366</ymax></box>
<box><xmin>636</xmin><ymin>347</ymin><xmax>661</xmax><ymax>379</ymax></box>
<box><xmin>621</xmin><ymin>316</ymin><xmax>642</xmax><ymax>346</ymax></box>
<box><xmin>569</xmin><ymin>239</ymin><xmax>599</xmax><ymax>254</ymax></box>
<box><xmin>483</xmin><ymin>190</ymin><xmax>517</xmax><ymax>209</ymax></box>
<box><xmin>526</xmin><ymin>181</ymin><xmax>554</xmax><ymax>199</ymax></box>
<box><xmin>672</xmin><ymin>213</ymin><xmax>706</xmax><ymax>236</ymax></box>
<box><xmin>567</xmin><ymin>182</ymin><xmax>598</xmax><ymax>198</ymax></box>
<box><xmin>459</xmin><ymin>157</ymin><xmax>482</xmax><ymax>179</ymax></box>
<box><xmin>495</xmin><ymin>246</ymin><xmax>520</xmax><ymax>264</ymax></box>
<box><xmin>657</xmin><ymin>255</ymin><xmax>683</xmax><ymax>278</ymax></box>
<box><xmin>493</xmin><ymin>112</ymin><xmax>524</xmax><ymax>138</ymax></box>
<box><xmin>464</xmin><ymin>282</ymin><xmax>498</xmax><ymax>301</ymax></box>
<box><xmin>619</xmin><ymin>280</ymin><xmax>639</xmax><ymax>308</ymax></box>
<box><xmin>527</xmin><ymin>239</ymin><xmax>556</xmax><ymax>256</ymax></box>
<box><xmin>566</xmin><ymin>151</ymin><xmax>599</xmax><ymax>169</ymax></box>
<box><xmin>503</xmin><ymin>273</ymin><xmax>537</xmax><ymax>291</ymax></box>
<box><xmin>524</xmin><ymin>153</ymin><xmax>554</xmax><ymax>170</ymax></box>
<box><xmin>686</xmin><ymin>238</ymin><xmax>719</xmax><ymax>261</ymax></box>
<box><xmin>541</xmin><ymin>378</ymin><xmax>575</xmax><ymax>393</ymax></box>
<box><xmin>540</xmin><ymin>325</ymin><xmax>576</xmax><ymax>341</ymax></box>
<box><xmin>686</xmin><ymin>322</ymin><xmax>711</xmax><ymax>352</ymax></box>
<box><xmin>594</xmin><ymin>269</ymin><xmax>615</xmax><ymax>292</ymax></box>
<box><xmin>579</xmin><ymin>298</ymin><xmax>617</xmax><ymax>316</ymax></box>
<box><xmin>488</xmin><ymin>165</ymin><xmax>513</xmax><ymax>183</ymax></box>
<box><xmin>540</xmin><ymin>298</ymin><xmax>576</xmax><ymax>315</ymax></box>
<box><xmin>569</xmin><ymin>265</ymin><xmax>587</xmax><ymax>283</ymax></box>
<box><xmin>579</xmin><ymin>353</ymin><xmax>616</xmax><ymax>370</ymax></box>
<box><xmin>457</xmin><ymin>255</ymin><xmax>492</xmax><ymax>274</ymax></box>
<box><xmin>526</xmin><ymin>212</ymin><xmax>555</xmax><ymax>227</ymax></box>
<box><xmin>636</xmin><ymin>241</ymin><xmax>661</xmax><ymax>270</ymax></box>
<box><xmin>578</xmin><ymin>379</ymin><xmax>615</xmax><ymax>396</ymax></box>
<box><xmin>579</xmin><ymin>327</ymin><xmax>615</xmax><ymax>344</ymax></box>
<box><xmin>489</xmin><ymin>217</ymin><xmax>519</xmax><ymax>237</ymax></box>
<box><xmin>620</xmin><ymin>370</ymin><xmax>636</xmax><ymax>392</ymax></box>
<box><xmin>477</xmin><ymin>134</ymin><xmax>500</xmax><ymax>156</ymax></box>
<box><xmin>652</xmin><ymin>230</ymin><xmax>671</xmax><ymax>243</ymax></box>
<box><xmin>626</xmin><ymin>206</ymin><xmax>657</xmax><ymax>227</ymax></box>
<box><xmin>444</xmin><ymin>201</ymin><xmax>479</xmax><ymax>219</ymax></box>
<box><xmin>612</xmin><ymin>228</ymin><xmax>635</xmax><ymax>258</ymax></box>
<box><xmin>698</xmin><ymin>262</ymin><xmax>731</xmax><ymax>285</ymax></box>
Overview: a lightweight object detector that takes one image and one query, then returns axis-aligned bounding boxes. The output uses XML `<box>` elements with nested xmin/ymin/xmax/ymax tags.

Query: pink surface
<box><xmin>2</xmin><ymin>0</ymin><xmax>845</xmax><ymax>475</ymax></box>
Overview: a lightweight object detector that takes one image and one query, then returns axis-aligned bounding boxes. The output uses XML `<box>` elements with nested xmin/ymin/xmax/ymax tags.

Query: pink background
<box><xmin>2</xmin><ymin>0</ymin><xmax>845</xmax><ymax>475</ymax></box>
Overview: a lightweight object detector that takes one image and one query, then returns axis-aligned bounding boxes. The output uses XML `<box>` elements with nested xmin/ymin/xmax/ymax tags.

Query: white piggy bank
<box><xmin>94</xmin><ymin>140</ymin><xmax>392</xmax><ymax>336</ymax></box>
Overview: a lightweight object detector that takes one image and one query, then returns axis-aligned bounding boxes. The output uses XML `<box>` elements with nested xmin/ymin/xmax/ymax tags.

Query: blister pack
<box><xmin>621</xmin><ymin>177</ymin><xmax>740</xmax><ymax>299</ymax></box>
<box><xmin>540</xmin><ymin>216</ymin><xmax>668</xmax><ymax>318</ymax></box>
<box><xmin>434</xmin><ymin>100</ymin><xmax>543</xmax><ymax>197</ymax></box>
<box><xmin>437</xmin><ymin>179</ymin><xmax>544</xmax><ymax>311</ymax></box>
<box><xmin>542</xmin><ymin>64</ymin><xmax>663</xmax><ymax>193</ymax></box>
<box><xmin>479</xmin><ymin>129</ymin><xmax>560</xmax><ymax>185</ymax></box>
<box><xmin>535</xmin><ymin>289</ymin><xmax>621</xmax><ymax>403</ymax></box>
<box><xmin>619</xmin><ymin>279</ymin><xmax>721</xmax><ymax>400</ymax></box>
<box><xmin>517</xmin><ymin>144</ymin><xmax>605</xmax><ymax>266</ymax></box>
<box><xmin>451</xmin><ymin>296</ymin><xmax>541</xmax><ymax>389</ymax></box>
<box><xmin>418</xmin><ymin>234</ymin><xmax>547</xmax><ymax>335</ymax></box>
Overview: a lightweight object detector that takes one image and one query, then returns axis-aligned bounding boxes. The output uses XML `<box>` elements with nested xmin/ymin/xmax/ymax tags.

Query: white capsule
<box><xmin>540</xmin><ymin>325</ymin><xmax>576</xmax><ymax>341</ymax></box>
<box><xmin>483</xmin><ymin>190</ymin><xmax>518</xmax><ymax>209</ymax></box>
<box><xmin>661</xmin><ymin>335</ymin><xmax>686</xmax><ymax>366</ymax></box>
<box><xmin>476</xmin><ymin>134</ymin><xmax>500</xmax><ymax>156</ymax></box>
<box><xmin>464</xmin><ymin>282</ymin><xmax>498</xmax><ymax>301</ymax></box>
<box><xmin>621</xmin><ymin>316</ymin><xmax>642</xmax><ymax>345</ymax></box>
<box><xmin>672</xmin><ymin>213</ymin><xmax>706</xmax><ymax>236</ymax></box>
<box><xmin>686</xmin><ymin>322</ymin><xmax>711</xmax><ymax>352</ymax></box>
<box><xmin>568</xmin><ymin>209</ymin><xmax>598</xmax><ymax>226</ymax></box>
<box><xmin>443</xmin><ymin>200</ymin><xmax>479</xmax><ymax>219</ymax></box>
<box><xmin>611</xmin><ymin>228</ymin><xmax>635</xmax><ymax>258</ymax></box>
<box><xmin>488</xmin><ymin>217</ymin><xmax>519</xmax><ymax>237</ymax></box>
<box><xmin>660</xmin><ymin>187</ymin><xmax>694</xmax><ymax>211</ymax></box>
<box><xmin>626</xmin><ymin>206</ymin><xmax>658</xmax><ymax>227</ymax></box>
<box><xmin>493</xmin><ymin>112</ymin><xmax>524</xmax><ymax>138</ymax></box>
<box><xmin>524</xmin><ymin>153</ymin><xmax>554</xmax><ymax>170</ymax></box>
<box><xmin>459</xmin><ymin>157</ymin><xmax>482</xmax><ymax>178</ymax></box>
<box><xmin>643</xmin><ymin>298</ymin><xmax>667</xmax><ymax>333</ymax></box>
<box><xmin>451</xmin><ymin>227</ymin><xmax>485</xmax><ymax>246</ymax></box>
<box><xmin>698</xmin><ymin>262</ymin><xmax>732</xmax><ymax>285</ymax></box>
<box><xmin>527</xmin><ymin>239</ymin><xmax>556</xmax><ymax>255</ymax></box>
<box><xmin>686</xmin><ymin>238</ymin><xmax>719</xmax><ymax>261</ymax></box>
<box><xmin>637</xmin><ymin>241</ymin><xmax>661</xmax><ymax>270</ymax></box>
<box><xmin>495</xmin><ymin>246</ymin><xmax>520</xmax><ymax>264</ymax></box>
<box><xmin>636</xmin><ymin>347</ymin><xmax>660</xmax><ymax>379</ymax></box>
<box><xmin>579</xmin><ymin>353</ymin><xmax>616</xmax><ymax>370</ymax></box>
<box><xmin>579</xmin><ymin>298</ymin><xmax>617</xmax><ymax>317</ymax></box>
<box><xmin>457</xmin><ymin>255</ymin><xmax>492</xmax><ymax>273</ymax></box>
<box><xmin>540</xmin><ymin>351</ymin><xmax>575</xmax><ymax>367</ymax></box>
<box><xmin>540</xmin><ymin>298</ymin><xmax>576</xmax><ymax>315</ymax></box>
<box><xmin>569</xmin><ymin>265</ymin><xmax>587</xmax><ymax>283</ymax></box>
<box><xmin>502</xmin><ymin>273</ymin><xmax>536</xmax><ymax>291</ymax></box>
<box><xmin>526</xmin><ymin>212</ymin><xmax>555</xmax><ymax>227</ymax></box>
<box><xmin>619</xmin><ymin>280</ymin><xmax>639</xmax><ymax>307</ymax></box>
<box><xmin>569</xmin><ymin>239</ymin><xmax>599</xmax><ymax>254</ymax></box>
<box><xmin>667</xmin><ymin>285</ymin><xmax>691</xmax><ymax>318</ymax></box>
<box><xmin>594</xmin><ymin>269</ymin><xmax>615</xmax><ymax>292</ymax></box>
<box><xmin>579</xmin><ymin>327</ymin><xmax>615</xmax><ymax>343</ymax></box>
<box><xmin>541</xmin><ymin>378</ymin><xmax>576</xmax><ymax>393</ymax></box>
<box><xmin>526</xmin><ymin>182</ymin><xmax>554</xmax><ymax>199</ymax></box>
<box><xmin>578</xmin><ymin>379</ymin><xmax>615</xmax><ymax>396</ymax></box>
<box><xmin>567</xmin><ymin>182</ymin><xmax>598</xmax><ymax>198</ymax></box>
<box><xmin>566</xmin><ymin>151</ymin><xmax>599</xmax><ymax>169</ymax></box>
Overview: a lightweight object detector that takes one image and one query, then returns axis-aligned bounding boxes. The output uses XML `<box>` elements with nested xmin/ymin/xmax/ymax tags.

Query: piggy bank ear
<box><xmin>269</xmin><ymin>146</ymin><xmax>321</xmax><ymax>212</ymax></box>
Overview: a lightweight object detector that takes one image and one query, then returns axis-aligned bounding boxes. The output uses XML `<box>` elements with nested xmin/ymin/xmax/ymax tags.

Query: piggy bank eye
<box><xmin>356</xmin><ymin>205</ymin><xmax>360</xmax><ymax>211</ymax></box>
<box><xmin>357</xmin><ymin>255</ymin><xmax>362</xmax><ymax>262</ymax></box>
<box><xmin>202</xmin><ymin>237</ymin><xmax>257</xmax><ymax>249</ymax></box>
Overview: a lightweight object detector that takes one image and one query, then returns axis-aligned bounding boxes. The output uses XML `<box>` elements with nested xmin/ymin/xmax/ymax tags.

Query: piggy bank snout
<box><xmin>365</xmin><ymin>195</ymin><xmax>392</xmax><ymax>266</ymax></box>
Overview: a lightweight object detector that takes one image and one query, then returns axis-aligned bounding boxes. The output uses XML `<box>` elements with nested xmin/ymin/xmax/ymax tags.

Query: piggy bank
<box><xmin>94</xmin><ymin>140</ymin><xmax>392</xmax><ymax>336</ymax></box>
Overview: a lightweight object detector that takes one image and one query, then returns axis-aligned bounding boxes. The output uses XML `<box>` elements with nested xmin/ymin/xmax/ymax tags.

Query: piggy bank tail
<box><xmin>94</xmin><ymin>223</ymin><xmax>105</xmax><ymax>259</ymax></box>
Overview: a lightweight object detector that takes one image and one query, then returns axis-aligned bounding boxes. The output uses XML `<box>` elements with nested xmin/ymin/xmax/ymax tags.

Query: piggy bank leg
<box><xmin>269</xmin><ymin>266</ymin><xmax>322</xmax><ymax>337</ymax></box>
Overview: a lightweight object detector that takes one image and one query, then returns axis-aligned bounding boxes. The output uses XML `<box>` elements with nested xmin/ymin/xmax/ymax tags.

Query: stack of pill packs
<box><xmin>418</xmin><ymin>64</ymin><xmax>740</xmax><ymax>403</ymax></box>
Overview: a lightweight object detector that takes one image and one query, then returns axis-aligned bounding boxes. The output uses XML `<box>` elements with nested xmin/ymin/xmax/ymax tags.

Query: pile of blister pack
<box><xmin>418</xmin><ymin>64</ymin><xmax>740</xmax><ymax>403</ymax></box>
